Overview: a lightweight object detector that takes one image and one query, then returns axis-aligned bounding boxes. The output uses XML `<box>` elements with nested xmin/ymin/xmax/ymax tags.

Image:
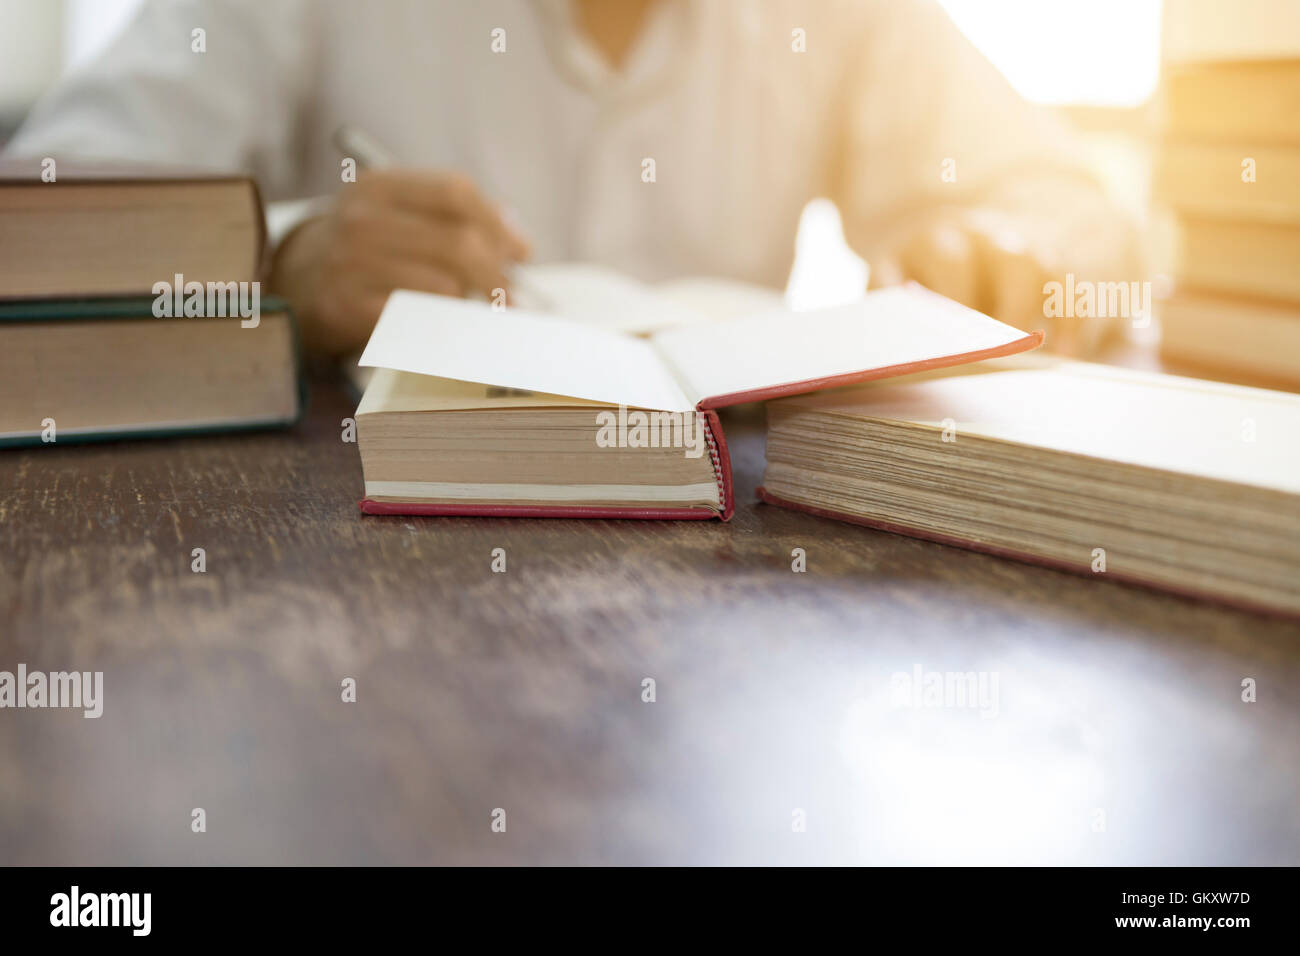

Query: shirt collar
<box><xmin>531</xmin><ymin>0</ymin><xmax>696</xmax><ymax>104</ymax></box>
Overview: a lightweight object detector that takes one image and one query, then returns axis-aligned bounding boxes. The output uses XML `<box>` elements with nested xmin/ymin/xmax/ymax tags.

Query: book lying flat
<box><xmin>1161</xmin><ymin>291</ymin><xmax>1300</xmax><ymax>387</ymax></box>
<box><xmin>1178</xmin><ymin>217</ymin><xmax>1300</xmax><ymax>303</ymax></box>
<box><xmin>0</xmin><ymin>160</ymin><xmax>263</xmax><ymax>299</ymax></box>
<box><xmin>1156</xmin><ymin>142</ymin><xmax>1300</xmax><ymax>224</ymax></box>
<box><xmin>354</xmin><ymin>284</ymin><xmax>1042</xmax><ymax>519</ymax></box>
<box><xmin>1163</xmin><ymin>60</ymin><xmax>1300</xmax><ymax>146</ymax></box>
<box><xmin>1163</xmin><ymin>0</ymin><xmax>1300</xmax><ymax>64</ymax></box>
<box><xmin>759</xmin><ymin>357</ymin><xmax>1300</xmax><ymax>616</ymax></box>
<box><xmin>0</xmin><ymin>297</ymin><xmax>303</xmax><ymax>446</ymax></box>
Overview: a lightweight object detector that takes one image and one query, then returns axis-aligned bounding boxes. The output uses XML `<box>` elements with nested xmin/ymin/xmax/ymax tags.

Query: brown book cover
<box><xmin>1163</xmin><ymin>61</ymin><xmax>1300</xmax><ymax>146</ymax></box>
<box><xmin>0</xmin><ymin>158</ymin><xmax>266</xmax><ymax>299</ymax></box>
<box><xmin>1156</xmin><ymin>142</ymin><xmax>1300</xmax><ymax>223</ymax></box>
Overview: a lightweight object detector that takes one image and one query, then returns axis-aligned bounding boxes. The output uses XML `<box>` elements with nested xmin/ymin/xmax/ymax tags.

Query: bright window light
<box><xmin>937</xmin><ymin>0</ymin><xmax>1163</xmax><ymax>107</ymax></box>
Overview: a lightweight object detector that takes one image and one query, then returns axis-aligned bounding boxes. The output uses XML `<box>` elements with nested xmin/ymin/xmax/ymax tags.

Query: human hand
<box><xmin>269</xmin><ymin>170</ymin><xmax>530</xmax><ymax>355</ymax></box>
<box><xmin>870</xmin><ymin>208</ymin><xmax>1129</xmax><ymax>357</ymax></box>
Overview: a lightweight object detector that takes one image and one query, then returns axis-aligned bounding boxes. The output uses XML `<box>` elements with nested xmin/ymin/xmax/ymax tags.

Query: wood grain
<box><xmin>1</xmin><ymin>380</ymin><xmax>1297</xmax><ymax>864</ymax></box>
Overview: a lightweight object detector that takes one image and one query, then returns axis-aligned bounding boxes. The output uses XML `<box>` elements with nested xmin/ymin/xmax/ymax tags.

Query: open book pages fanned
<box><xmin>759</xmin><ymin>356</ymin><xmax>1300</xmax><ymax>616</ymax></box>
<box><xmin>354</xmin><ymin>282</ymin><xmax>1042</xmax><ymax>519</ymax></box>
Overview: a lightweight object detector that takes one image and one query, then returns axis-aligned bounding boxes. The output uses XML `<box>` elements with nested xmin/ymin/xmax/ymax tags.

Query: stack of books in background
<box><xmin>1156</xmin><ymin>0</ymin><xmax>1300</xmax><ymax>388</ymax></box>
<box><xmin>0</xmin><ymin>161</ymin><xmax>302</xmax><ymax>445</ymax></box>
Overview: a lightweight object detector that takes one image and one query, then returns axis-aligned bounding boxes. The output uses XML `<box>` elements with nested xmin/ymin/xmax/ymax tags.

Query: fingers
<box><xmin>334</xmin><ymin>185</ymin><xmax>520</xmax><ymax>299</ymax></box>
<box><xmin>372</xmin><ymin>208</ymin><xmax>513</xmax><ymax>297</ymax></box>
<box><xmin>892</xmin><ymin>214</ymin><xmax>1118</xmax><ymax>356</ymax></box>
<box><xmin>867</xmin><ymin>255</ymin><xmax>906</xmax><ymax>290</ymax></box>
<box><xmin>361</xmin><ymin>257</ymin><xmax>465</xmax><ymax>300</ymax></box>
<box><xmin>363</xmin><ymin>169</ymin><xmax>530</xmax><ymax>260</ymax></box>
<box><xmin>977</xmin><ymin>232</ymin><xmax>1052</xmax><ymax>340</ymax></box>
<box><xmin>896</xmin><ymin>222</ymin><xmax>982</xmax><ymax>312</ymax></box>
<box><xmin>313</xmin><ymin>257</ymin><xmax>464</xmax><ymax>353</ymax></box>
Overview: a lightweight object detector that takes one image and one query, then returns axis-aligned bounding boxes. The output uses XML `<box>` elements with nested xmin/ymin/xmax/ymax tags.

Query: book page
<box><xmin>651</xmin><ymin>285</ymin><xmax>1038</xmax><ymax>408</ymax></box>
<box><xmin>357</xmin><ymin>368</ymin><xmax>610</xmax><ymax>415</ymax></box>
<box><xmin>510</xmin><ymin>262</ymin><xmax>707</xmax><ymax>334</ymax></box>
<box><xmin>781</xmin><ymin>357</ymin><xmax>1300</xmax><ymax>494</ymax></box>
<box><xmin>358</xmin><ymin>290</ymin><xmax>694</xmax><ymax>411</ymax></box>
<box><xmin>653</xmin><ymin>275</ymin><xmax>787</xmax><ymax>321</ymax></box>
<box><xmin>509</xmin><ymin>262</ymin><xmax>784</xmax><ymax>334</ymax></box>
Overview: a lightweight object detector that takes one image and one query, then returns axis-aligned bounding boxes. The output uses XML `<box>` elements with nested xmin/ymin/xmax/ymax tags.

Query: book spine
<box><xmin>701</xmin><ymin>408</ymin><xmax>734</xmax><ymax>521</ymax></box>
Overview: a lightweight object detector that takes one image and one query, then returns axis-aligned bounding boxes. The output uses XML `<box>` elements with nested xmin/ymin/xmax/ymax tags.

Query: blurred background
<box><xmin>2</xmin><ymin>0</ymin><xmax>1296</xmax><ymax>386</ymax></box>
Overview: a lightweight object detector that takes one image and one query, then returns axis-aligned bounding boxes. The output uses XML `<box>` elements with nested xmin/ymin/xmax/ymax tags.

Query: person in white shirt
<box><xmin>6</xmin><ymin>0</ymin><xmax>1141</xmax><ymax>355</ymax></box>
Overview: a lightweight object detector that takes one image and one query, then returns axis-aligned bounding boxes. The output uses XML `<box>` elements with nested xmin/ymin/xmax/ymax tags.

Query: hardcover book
<box><xmin>758</xmin><ymin>356</ymin><xmax>1300</xmax><ymax>616</ymax></box>
<box><xmin>0</xmin><ymin>296</ymin><xmax>304</xmax><ymax>446</ymax></box>
<box><xmin>0</xmin><ymin>159</ymin><xmax>264</xmax><ymax>300</ymax></box>
<box><xmin>353</xmin><ymin>284</ymin><xmax>1042</xmax><ymax>519</ymax></box>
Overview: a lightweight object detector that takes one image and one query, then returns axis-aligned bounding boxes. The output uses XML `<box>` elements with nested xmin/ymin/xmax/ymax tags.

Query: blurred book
<box><xmin>1158</xmin><ymin>2</ymin><xmax>1300</xmax><ymax>385</ymax></box>
<box><xmin>1161</xmin><ymin>292</ymin><xmax>1300</xmax><ymax>386</ymax></box>
<box><xmin>1177</xmin><ymin>218</ymin><xmax>1300</xmax><ymax>302</ymax></box>
<box><xmin>1163</xmin><ymin>61</ymin><xmax>1300</xmax><ymax>144</ymax></box>
<box><xmin>0</xmin><ymin>160</ymin><xmax>263</xmax><ymax>299</ymax></box>
<box><xmin>1155</xmin><ymin>143</ymin><xmax>1300</xmax><ymax>221</ymax></box>
<box><xmin>759</xmin><ymin>356</ymin><xmax>1300</xmax><ymax>617</ymax></box>
<box><xmin>509</xmin><ymin>262</ymin><xmax>785</xmax><ymax>333</ymax></box>
<box><xmin>0</xmin><ymin>297</ymin><xmax>302</xmax><ymax>446</ymax></box>
<box><xmin>1162</xmin><ymin>0</ymin><xmax>1300</xmax><ymax>64</ymax></box>
<box><xmin>0</xmin><ymin>161</ymin><xmax>301</xmax><ymax>443</ymax></box>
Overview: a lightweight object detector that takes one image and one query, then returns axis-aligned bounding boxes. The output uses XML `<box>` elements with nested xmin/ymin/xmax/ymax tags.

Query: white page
<box><xmin>653</xmin><ymin>275</ymin><xmax>787</xmax><ymax>321</ymax></box>
<box><xmin>509</xmin><ymin>262</ymin><xmax>708</xmax><ymax>334</ymax></box>
<box><xmin>651</xmin><ymin>285</ymin><xmax>1034</xmax><ymax>406</ymax></box>
<box><xmin>789</xmin><ymin>357</ymin><xmax>1300</xmax><ymax>494</ymax></box>
<box><xmin>358</xmin><ymin>290</ymin><xmax>694</xmax><ymax>411</ymax></box>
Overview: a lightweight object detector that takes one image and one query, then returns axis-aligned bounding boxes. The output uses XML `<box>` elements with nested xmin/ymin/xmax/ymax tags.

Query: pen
<box><xmin>332</xmin><ymin>125</ymin><xmax>397</xmax><ymax>170</ymax></box>
<box><xmin>331</xmin><ymin>125</ymin><xmax>549</xmax><ymax>308</ymax></box>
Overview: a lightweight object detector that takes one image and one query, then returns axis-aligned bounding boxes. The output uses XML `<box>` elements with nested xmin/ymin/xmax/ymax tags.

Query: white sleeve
<box><xmin>4</xmin><ymin>0</ymin><xmax>317</xmax><ymax>198</ymax></box>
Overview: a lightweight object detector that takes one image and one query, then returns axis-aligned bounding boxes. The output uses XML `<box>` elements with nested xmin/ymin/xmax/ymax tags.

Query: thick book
<box><xmin>1161</xmin><ymin>291</ymin><xmax>1300</xmax><ymax>387</ymax></box>
<box><xmin>758</xmin><ymin>357</ymin><xmax>1300</xmax><ymax>617</ymax></box>
<box><xmin>1162</xmin><ymin>61</ymin><xmax>1300</xmax><ymax>146</ymax></box>
<box><xmin>0</xmin><ymin>297</ymin><xmax>304</xmax><ymax>446</ymax></box>
<box><xmin>1156</xmin><ymin>142</ymin><xmax>1300</xmax><ymax>223</ymax></box>
<box><xmin>1178</xmin><ymin>217</ymin><xmax>1300</xmax><ymax>303</ymax></box>
<box><xmin>1162</xmin><ymin>0</ymin><xmax>1300</xmax><ymax>64</ymax></box>
<box><xmin>354</xmin><ymin>284</ymin><xmax>1042</xmax><ymax>519</ymax></box>
<box><xmin>0</xmin><ymin>159</ymin><xmax>264</xmax><ymax>299</ymax></box>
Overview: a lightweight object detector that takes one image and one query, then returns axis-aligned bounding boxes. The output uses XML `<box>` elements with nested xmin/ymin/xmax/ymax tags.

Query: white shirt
<box><xmin>7</xmin><ymin>0</ymin><xmax>1103</xmax><ymax>288</ymax></box>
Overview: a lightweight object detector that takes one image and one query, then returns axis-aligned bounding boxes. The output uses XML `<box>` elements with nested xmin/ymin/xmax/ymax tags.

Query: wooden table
<box><xmin>2</xmin><ymin>379</ymin><xmax>1297</xmax><ymax>865</ymax></box>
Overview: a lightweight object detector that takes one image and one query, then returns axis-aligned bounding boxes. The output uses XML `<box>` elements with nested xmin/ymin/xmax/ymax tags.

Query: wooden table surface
<box><xmin>2</xmin><ymin>378</ymin><xmax>1297</xmax><ymax>865</ymax></box>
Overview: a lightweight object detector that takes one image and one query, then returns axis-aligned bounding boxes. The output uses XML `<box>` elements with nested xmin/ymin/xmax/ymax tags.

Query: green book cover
<box><xmin>0</xmin><ymin>294</ymin><xmax>309</xmax><ymax>448</ymax></box>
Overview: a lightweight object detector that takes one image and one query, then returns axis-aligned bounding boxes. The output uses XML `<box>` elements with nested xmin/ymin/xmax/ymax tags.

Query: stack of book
<box><xmin>0</xmin><ymin>160</ymin><xmax>302</xmax><ymax>445</ymax></box>
<box><xmin>1157</xmin><ymin>0</ymin><xmax>1300</xmax><ymax>386</ymax></box>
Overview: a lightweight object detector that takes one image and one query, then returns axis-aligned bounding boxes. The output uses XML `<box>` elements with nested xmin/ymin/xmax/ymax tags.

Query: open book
<box><xmin>341</xmin><ymin>262</ymin><xmax>785</xmax><ymax>396</ymax></box>
<box><xmin>354</xmin><ymin>283</ymin><xmax>1042</xmax><ymax>519</ymax></box>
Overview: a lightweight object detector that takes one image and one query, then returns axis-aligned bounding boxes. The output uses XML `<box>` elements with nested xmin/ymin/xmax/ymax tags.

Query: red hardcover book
<box><xmin>353</xmin><ymin>283</ymin><xmax>1042</xmax><ymax>520</ymax></box>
